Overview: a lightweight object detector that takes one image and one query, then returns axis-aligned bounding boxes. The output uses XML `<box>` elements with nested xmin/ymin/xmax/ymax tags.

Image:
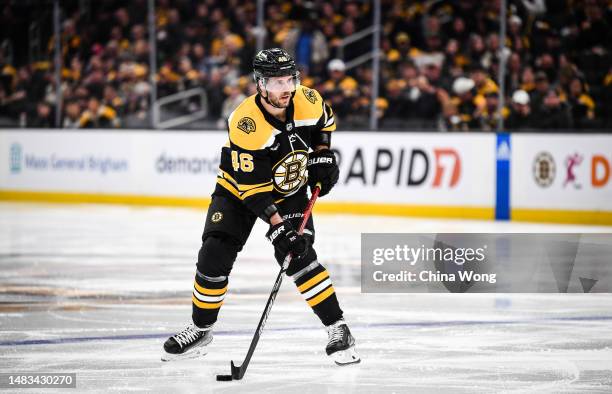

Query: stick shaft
<box><xmin>231</xmin><ymin>186</ymin><xmax>321</xmax><ymax>379</ymax></box>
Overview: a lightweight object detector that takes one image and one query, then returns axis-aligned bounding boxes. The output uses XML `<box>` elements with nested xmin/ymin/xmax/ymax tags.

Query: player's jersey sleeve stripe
<box><xmin>322</xmin><ymin>102</ymin><xmax>329</xmax><ymax>124</ymax></box>
<box><xmin>321</xmin><ymin>123</ymin><xmax>336</xmax><ymax>132</ymax></box>
<box><xmin>322</xmin><ymin>103</ymin><xmax>335</xmax><ymax>130</ymax></box>
<box><xmin>294</xmin><ymin>118</ymin><xmax>320</xmax><ymax>127</ymax></box>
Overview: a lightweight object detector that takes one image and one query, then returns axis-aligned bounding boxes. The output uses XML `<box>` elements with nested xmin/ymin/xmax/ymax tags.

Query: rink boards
<box><xmin>0</xmin><ymin>130</ymin><xmax>610</xmax><ymax>225</ymax></box>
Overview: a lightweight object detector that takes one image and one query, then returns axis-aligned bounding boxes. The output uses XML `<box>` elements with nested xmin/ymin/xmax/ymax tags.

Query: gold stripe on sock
<box><xmin>297</xmin><ymin>271</ymin><xmax>329</xmax><ymax>293</ymax></box>
<box><xmin>307</xmin><ymin>286</ymin><xmax>335</xmax><ymax>307</ymax></box>
<box><xmin>194</xmin><ymin>282</ymin><xmax>227</xmax><ymax>296</ymax></box>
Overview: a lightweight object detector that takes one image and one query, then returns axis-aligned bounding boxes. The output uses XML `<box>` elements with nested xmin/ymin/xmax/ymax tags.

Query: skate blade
<box><xmin>161</xmin><ymin>336</ymin><xmax>212</xmax><ymax>362</ymax></box>
<box><xmin>330</xmin><ymin>346</ymin><xmax>361</xmax><ymax>366</ymax></box>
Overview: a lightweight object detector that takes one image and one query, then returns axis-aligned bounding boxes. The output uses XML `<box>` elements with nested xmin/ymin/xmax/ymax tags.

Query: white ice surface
<box><xmin>1</xmin><ymin>203</ymin><xmax>611</xmax><ymax>393</ymax></box>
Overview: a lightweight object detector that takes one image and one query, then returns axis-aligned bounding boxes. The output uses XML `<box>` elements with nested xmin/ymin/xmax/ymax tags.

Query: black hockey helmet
<box><xmin>253</xmin><ymin>48</ymin><xmax>298</xmax><ymax>79</ymax></box>
<box><xmin>253</xmin><ymin>48</ymin><xmax>300</xmax><ymax>107</ymax></box>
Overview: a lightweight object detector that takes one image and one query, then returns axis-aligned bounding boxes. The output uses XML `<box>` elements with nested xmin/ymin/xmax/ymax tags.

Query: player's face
<box><xmin>266</xmin><ymin>89</ymin><xmax>292</xmax><ymax>108</ymax></box>
<box><xmin>262</xmin><ymin>75</ymin><xmax>299</xmax><ymax>107</ymax></box>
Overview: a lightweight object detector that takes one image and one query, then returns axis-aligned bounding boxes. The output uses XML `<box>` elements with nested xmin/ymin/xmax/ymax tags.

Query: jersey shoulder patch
<box><xmin>301</xmin><ymin>86</ymin><xmax>319</xmax><ymax>104</ymax></box>
<box><xmin>294</xmin><ymin>85</ymin><xmax>324</xmax><ymax>122</ymax></box>
<box><xmin>236</xmin><ymin>116</ymin><xmax>257</xmax><ymax>134</ymax></box>
<box><xmin>228</xmin><ymin>95</ymin><xmax>275</xmax><ymax>151</ymax></box>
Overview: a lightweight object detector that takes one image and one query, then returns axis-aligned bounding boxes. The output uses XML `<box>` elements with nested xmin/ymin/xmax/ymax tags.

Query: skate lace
<box><xmin>174</xmin><ymin>325</ymin><xmax>200</xmax><ymax>346</ymax></box>
<box><xmin>328</xmin><ymin>325</ymin><xmax>345</xmax><ymax>344</ymax></box>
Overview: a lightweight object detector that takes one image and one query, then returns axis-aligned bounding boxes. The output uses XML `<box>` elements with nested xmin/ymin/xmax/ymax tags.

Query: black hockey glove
<box><xmin>266</xmin><ymin>221</ymin><xmax>309</xmax><ymax>264</ymax></box>
<box><xmin>307</xmin><ymin>149</ymin><xmax>339</xmax><ymax>197</ymax></box>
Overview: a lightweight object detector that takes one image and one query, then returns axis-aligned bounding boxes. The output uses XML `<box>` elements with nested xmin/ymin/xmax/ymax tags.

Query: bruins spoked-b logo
<box><xmin>272</xmin><ymin>150</ymin><xmax>308</xmax><ymax>195</ymax></box>
<box><xmin>237</xmin><ymin>117</ymin><xmax>256</xmax><ymax>134</ymax></box>
<box><xmin>211</xmin><ymin>211</ymin><xmax>224</xmax><ymax>223</ymax></box>
<box><xmin>533</xmin><ymin>151</ymin><xmax>556</xmax><ymax>187</ymax></box>
<box><xmin>302</xmin><ymin>88</ymin><xmax>317</xmax><ymax>104</ymax></box>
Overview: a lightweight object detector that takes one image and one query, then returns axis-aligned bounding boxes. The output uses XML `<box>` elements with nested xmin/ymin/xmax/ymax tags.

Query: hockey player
<box><xmin>162</xmin><ymin>48</ymin><xmax>360</xmax><ymax>366</ymax></box>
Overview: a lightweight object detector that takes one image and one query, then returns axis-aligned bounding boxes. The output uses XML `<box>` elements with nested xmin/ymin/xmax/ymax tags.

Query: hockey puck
<box><xmin>216</xmin><ymin>374</ymin><xmax>233</xmax><ymax>381</ymax></box>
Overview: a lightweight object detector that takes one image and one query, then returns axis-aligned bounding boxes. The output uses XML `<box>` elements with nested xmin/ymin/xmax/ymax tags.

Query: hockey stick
<box><xmin>217</xmin><ymin>183</ymin><xmax>321</xmax><ymax>381</ymax></box>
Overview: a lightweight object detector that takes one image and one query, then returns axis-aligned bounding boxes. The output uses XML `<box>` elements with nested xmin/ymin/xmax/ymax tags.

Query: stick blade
<box><xmin>230</xmin><ymin>360</ymin><xmax>244</xmax><ymax>380</ymax></box>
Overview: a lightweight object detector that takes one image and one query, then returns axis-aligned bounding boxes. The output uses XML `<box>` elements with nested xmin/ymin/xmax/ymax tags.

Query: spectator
<box><xmin>471</xmin><ymin>65</ymin><xmax>498</xmax><ymax>98</ymax></box>
<box><xmin>103</xmin><ymin>85</ymin><xmax>126</xmax><ymax>117</ymax></box>
<box><xmin>78</xmin><ymin>96</ymin><xmax>119</xmax><ymax>128</ymax></box>
<box><xmin>385</xmin><ymin>32</ymin><xmax>422</xmax><ymax>66</ymax></box>
<box><xmin>506</xmin><ymin>89</ymin><xmax>534</xmax><ymax>131</ymax></box>
<box><xmin>467</xmin><ymin>34</ymin><xmax>486</xmax><ymax>69</ymax></box>
<box><xmin>530</xmin><ymin>71</ymin><xmax>551</xmax><ymax>113</ymax></box>
<box><xmin>507</xmin><ymin>15</ymin><xmax>528</xmax><ymax>54</ymax></box>
<box><xmin>218</xmin><ymin>81</ymin><xmax>246</xmax><ymax>128</ymax></box>
<box><xmin>576</xmin><ymin>1</ymin><xmax>611</xmax><ymax>51</ymax></box>
<box><xmin>506</xmin><ymin>52</ymin><xmax>523</xmax><ymax>93</ymax></box>
<box><xmin>567</xmin><ymin>77</ymin><xmax>597</xmax><ymax>129</ymax></box>
<box><xmin>481</xmin><ymin>33</ymin><xmax>501</xmax><ymax>70</ymax></box>
<box><xmin>405</xmin><ymin>70</ymin><xmax>444</xmax><ymax>124</ymax></box>
<box><xmin>62</xmin><ymin>99</ymin><xmax>81</xmax><ymax>129</ymax></box>
<box><xmin>535</xmin><ymin>89</ymin><xmax>573</xmax><ymax>130</ymax></box>
<box><xmin>534</xmin><ymin>52</ymin><xmax>557</xmax><ymax>84</ymax></box>
<box><xmin>447</xmin><ymin>17</ymin><xmax>469</xmax><ymax>48</ymax></box>
<box><xmin>1</xmin><ymin>0</ymin><xmax>610</xmax><ymax>131</ymax></box>
<box><xmin>520</xmin><ymin>66</ymin><xmax>536</xmax><ymax>94</ymax></box>
<box><xmin>382</xmin><ymin>79</ymin><xmax>407</xmax><ymax>120</ymax></box>
<box><xmin>478</xmin><ymin>91</ymin><xmax>509</xmax><ymax>131</ymax></box>
<box><xmin>28</xmin><ymin>101</ymin><xmax>54</xmax><ymax>128</ymax></box>
<box><xmin>205</xmin><ymin>69</ymin><xmax>225</xmax><ymax>120</ymax></box>
<box><xmin>337</xmin><ymin>18</ymin><xmax>368</xmax><ymax>62</ymax></box>
<box><xmin>283</xmin><ymin>8</ymin><xmax>329</xmax><ymax>76</ymax></box>
<box><xmin>442</xmin><ymin>39</ymin><xmax>469</xmax><ymax>79</ymax></box>
<box><xmin>446</xmin><ymin>77</ymin><xmax>478</xmax><ymax>131</ymax></box>
<box><xmin>321</xmin><ymin>59</ymin><xmax>358</xmax><ymax>97</ymax></box>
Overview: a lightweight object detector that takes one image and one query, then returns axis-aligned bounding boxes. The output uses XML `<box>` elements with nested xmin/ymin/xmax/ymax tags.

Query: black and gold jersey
<box><xmin>213</xmin><ymin>85</ymin><xmax>335</xmax><ymax>218</ymax></box>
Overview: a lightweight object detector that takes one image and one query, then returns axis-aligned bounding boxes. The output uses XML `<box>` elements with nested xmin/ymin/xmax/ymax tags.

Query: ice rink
<box><xmin>1</xmin><ymin>202</ymin><xmax>611</xmax><ymax>393</ymax></box>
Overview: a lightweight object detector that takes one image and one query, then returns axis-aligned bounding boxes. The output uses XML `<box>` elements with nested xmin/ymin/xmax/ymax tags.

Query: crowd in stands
<box><xmin>0</xmin><ymin>0</ymin><xmax>610</xmax><ymax>131</ymax></box>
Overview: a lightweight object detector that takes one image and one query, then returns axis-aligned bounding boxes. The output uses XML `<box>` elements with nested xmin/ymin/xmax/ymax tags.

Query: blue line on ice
<box><xmin>2</xmin><ymin>315</ymin><xmax>611</xmax><ymax>347</ymax></box>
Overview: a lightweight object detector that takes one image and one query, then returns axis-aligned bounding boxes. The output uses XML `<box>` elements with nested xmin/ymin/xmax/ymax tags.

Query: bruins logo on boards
<box><xmin>272</xmin><ymin>150</ymin><xmax>308</xmax><ymax>195</ymax></box>
<box><xmin>237</xmin><ymin>117</ymin><xmax>256</xmax><ymax>134</ymax></box>
<box><xmin>302</xmin><ymin>88</ymin><xmax>317</xmax><ymax>104</ymax></box>
<box><xmin>533</xmin><ymin>151</ymin><xmax>555</xmax><ymax>188</ymax></box>
<box><xmin>211</xmin><ymin>212</ymin><xmax>224</xmax><ymax>223</ymax></box>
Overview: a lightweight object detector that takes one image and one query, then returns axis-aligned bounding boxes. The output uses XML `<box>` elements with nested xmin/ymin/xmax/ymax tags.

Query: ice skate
<box><xmin>161</xmin><ymin>323</ymin><xmax>213</xmax><ymax>361</ymax></box>
<box><xmin>325</xmin><ymin>319</ymin><xmax>360</xmax><ymax>366</ymax></box>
